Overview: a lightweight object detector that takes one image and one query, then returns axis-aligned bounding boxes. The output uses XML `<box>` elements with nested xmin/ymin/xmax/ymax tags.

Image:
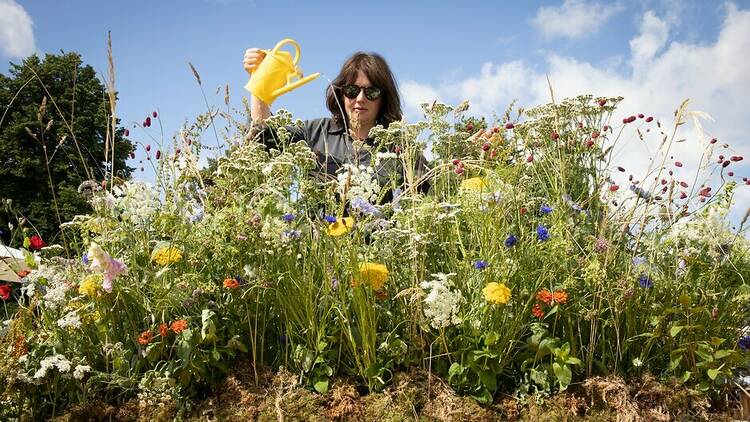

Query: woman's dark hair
<box><xmin>326</xmin><ymin>52</ymin><xmax>402</xmax><ymax>128</ymax></box>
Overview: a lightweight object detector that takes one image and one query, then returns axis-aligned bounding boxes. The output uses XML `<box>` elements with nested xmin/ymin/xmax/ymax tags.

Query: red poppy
<box><xmin>29</xmin><ymin>235</ymin><xmax>46</xmax><ymax>250</ymax></box>
<box><xmin>0</xmin><ymin>284</ymin><xmax>11</xmax><ymax>300</ymax></box>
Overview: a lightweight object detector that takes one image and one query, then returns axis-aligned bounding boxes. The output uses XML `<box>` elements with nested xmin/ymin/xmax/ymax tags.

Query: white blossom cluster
<box><xmin>665</xmin><ymin>201</ymin><xmax>743</xmax><ymax>259</ymax></box>
<box><xmin>420</xmin><ymin>273</ymin><xmax>463</xmax><ymax>329</ymax></box>
<box><xmin>374</xmin><ymin>151</ymin><xmax>398</xmax><ymax>167</ymax></box>
<box><xmin>33</xmin><ymin>354</ymin><xmax>72</xmax><ymax>379</ymax></box>
<box><xmin>336</xmin><ymin>164</ymin><xmax>380</xmax><ymax>203</ymax></box>
<box><xmin>23</xmin><ymin>263</ymin><xmax>63</xmax><ymax>299</ymax></box>
<box><xmin>110</xmin><ymin>181</ymin><xmax>161</xmax><ymax>226</ymax></box>
<box><xmin>57</xmin><ymin>310</ymin><xmax>82</xmax><ymax>330</ymax></box>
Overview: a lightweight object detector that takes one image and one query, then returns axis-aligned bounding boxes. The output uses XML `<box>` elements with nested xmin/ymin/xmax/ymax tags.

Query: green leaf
<box><xmin>553</xmin><ymin>362</ymin><xmax>572</xmax><ymax>390</ymax></box>
<box><xmin>313</xmin><ymin>379</ymin><xmax>329</xmax><ymax>394</ymax></box>
<box><xmin>448</xmin><ymin>362</ymin><xmax>464</xmax><ymax>381</ymax></box>
<box><xmin>707</xmin><ymin>368</ymin><xmax>720</xmax><ymax>380</ymax></box>
<box><xmin>201</xmin><ymin>309</ymin><xmax>217</xmax><ymax>343</ymax></box>
<box><xmin>669</xmin><ymin>325</ymin><xmax>684</xmax><ymax>337</ymax></box>
<box><xmin>479</xmin><ymin>370</ymin><xmax>497</xmax><ymax>391</ymax></box>
<box><xmin>485</xmin><ymin>331</ymin><xmax>499</xmax><ymax>346</ymax></box>
<box><xmin>713</xmin><ymin>349</ymin><xmax>733</xmax><ymax>360</ymax></box>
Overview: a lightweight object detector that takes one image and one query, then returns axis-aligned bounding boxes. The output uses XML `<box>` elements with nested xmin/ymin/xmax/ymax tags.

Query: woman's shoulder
<box><xmin>303</xmin><ymin>117</ymin><xmax>343</xmax><ymax>134</ymax></box>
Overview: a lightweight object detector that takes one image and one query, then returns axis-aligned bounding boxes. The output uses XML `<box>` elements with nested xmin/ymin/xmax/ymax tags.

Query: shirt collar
<box><xmin>327</xmin><ymin>118</ymin><xmax>346</xmax><ymax>134</ymax></box>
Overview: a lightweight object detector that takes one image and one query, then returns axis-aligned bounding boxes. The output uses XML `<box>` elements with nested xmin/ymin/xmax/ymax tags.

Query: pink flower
<box><xmin>87</xmin><ymin>242</ymin><xmax>128</xmax><ymax>293</ymax></box>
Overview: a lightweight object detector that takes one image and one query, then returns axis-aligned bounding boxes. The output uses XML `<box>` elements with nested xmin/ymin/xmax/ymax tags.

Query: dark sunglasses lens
<box><xmin>365</xmin><ymin>87</ymin><xmax>382</xmax><ymax>100</ymax></box>
<box><xmin>342</xmin><ymin>85</ymin><xmax>360</xmax><ymax>98</ymax></box>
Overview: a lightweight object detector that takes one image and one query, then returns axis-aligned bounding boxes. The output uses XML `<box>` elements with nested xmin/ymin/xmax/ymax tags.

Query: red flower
<box><xmin>171</xmin><ymin>319</ymin><xmax>188</xmax><ymax>334</ymax></box>
<box><xmin>138</xmin><ymin>330</ymin><xmax>153</xmax><ymax>346</ymax></box>
<box><xmin>29</xmin><ymin>235</ymin><xmax>46</xmax><ymax>250</ymax></box>
<box><xmin>0</xmin><ymin>284</ymin><xmax>11</xmax><ymax>300</ymax></box>
<box><xmin>553</xmin><ymin>290</ymin><xmax>569</xmax><ymax>304</ymax></box>
<box><xmin>609</xmin><ymin>185</ymin><xmax>619</xmax><ymax>192</ymax></box>
<box><xmin>158</xmin><ymin>323</ymin><xmax>169</xmax><ymax>337</ymax></box>
<box><xmin>223</xmin><ymin>278</ymin><xmax>240</xmax><ymax>289</ymax></box>
<box><xmin>536</xmin><ymin>289</ymin><xmax>553</xmax><ymax>305</ymax></box>
<box><xmin>532</xmin><ymin>303</ymin><xmax>545</xmax><ymax>319</ymax></box>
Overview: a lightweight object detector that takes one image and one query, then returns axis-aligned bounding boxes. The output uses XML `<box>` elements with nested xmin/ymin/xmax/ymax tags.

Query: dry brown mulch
<box><xmin>55</xmin><ymin>364</ymin><xmax>746</xmax><ymax>421</ymax></box>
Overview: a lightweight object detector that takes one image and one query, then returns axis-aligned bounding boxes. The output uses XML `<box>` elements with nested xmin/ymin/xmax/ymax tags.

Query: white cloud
<box><xmin>0</xmin><ymin>0</ymin><xmax>35</xmax><ymax>58</ymax></box>
<box><xmin>532</xmin><ymin>0</ymin><xmax>625</xmax><ymax>40</ymax></box>
<box><xmin>401</xmin><ymin>4</ymin><xmax>750</xmax><ymax>226</ymax></box>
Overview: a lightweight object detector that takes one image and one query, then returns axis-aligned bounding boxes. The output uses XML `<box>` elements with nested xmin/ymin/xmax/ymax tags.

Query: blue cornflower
<box><xmin>190</xmin><ymin>205</ymin><xmax>204</xmax><ymax>223</ymax></box>
<box><xmin>505</xmin><ymin>234</ymin><xmax>518</xmax><ymax>248</ymax></box>
<box><xmin>473</xmin><ymin>260</ymin><xmax>489</xmax><ymax>270</ymax></box>
<box><xmin>282</xmin><ymin>213</ymin><xmax>295</xmax><ymax>223</ymax></box>
<box><xmin>739</xmin><ymin>336</ymin><xmax>750</xmax><ymax>351</ymax></box>
<box><xmin>82</xmin><ymin>253</ymin><xmax>89</xmax><ymax>265</ymax></box>
<box><xmin>638</xmin><ymin>274</ymin><xmax>653</xmax><ymax>289</ymax></box>
<box><xmin>540</xmin><ymin>204</ymin><xmax>553</xmax><ymax>214</ymax></box>
<box><xmin>235</xmin><ymin>275</ymin><xmax>246</xmax><ymax>285</ymax></box>
<box><xmin>537</xmin><ymin>225</ymin><xmax>550</xmax><ymax>241</ymax></box>
<box><xmin>283</xmin><ymin>230</ymin><xmax>301</xmax><ymax>240</ymax></box>
<box><xmin>324</xmin><ymin>215</ymin><xmax>337</xmax><ymax>224</ymax></box>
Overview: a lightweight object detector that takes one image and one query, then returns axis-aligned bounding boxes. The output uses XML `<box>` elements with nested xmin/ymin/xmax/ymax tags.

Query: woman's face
<box><xmin>344</xmin><ymin>71</ymin><xmax>381</xmax><ymax>130</ymax></box>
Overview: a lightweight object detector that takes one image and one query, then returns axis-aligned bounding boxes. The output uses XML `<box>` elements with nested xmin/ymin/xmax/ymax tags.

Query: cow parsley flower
<box><xmin>420</xmin><ymin>273</ymin><xmax>463</xmax><ymax>329</ymax></box>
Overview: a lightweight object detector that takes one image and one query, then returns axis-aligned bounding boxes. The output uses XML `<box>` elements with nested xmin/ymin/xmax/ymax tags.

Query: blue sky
<box><xmin>2</xmin><ymin>0</ymin><xmax>750</xmax><ymax>226</ymax></box>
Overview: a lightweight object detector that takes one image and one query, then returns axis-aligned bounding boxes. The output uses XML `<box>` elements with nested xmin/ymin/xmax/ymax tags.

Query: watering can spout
<box><xmin>244</xmin><ymin>38</ymin><xmax>320</xmax><ymax>105</ymax></box>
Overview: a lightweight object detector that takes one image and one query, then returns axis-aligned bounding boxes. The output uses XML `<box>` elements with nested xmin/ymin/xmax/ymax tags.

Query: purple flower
<box><xmin>473</xmin><ymin>260</ymin><xmax>488</xmax><ymax>270</ymax></box>
<box><xmin>282</xmin><ymin>213</ymin><xmax>295</xmax><ymax>223</ymax></box>
<box><xmin>351</xmin><ymin>197</ymin><xmax>381</xmax><ymax>217</ymax></box>
<box><xmin>82</xmin><ymin>253</ymin><xmax>89</xmax><ymax>265</ymax></box>
<box><xmin>324</xmin><ymin>215</ymin><xmax>337</xmax><ymax>224</ymax></box>
<box><xmin>331</xmin><ymin>277</ymin><xmax>339</xmax><ymax>289</ymax></box>
<box><xmin>537</xmin><ymin>225</ymin><xmax>550</xmax><ymax>241</ymax></box>
<box><xmin>540</xmin><ymin>204</ymin><xmax>553</xmax><ymax>214</ymax></box>
<box><xmin>739</xmin><ymin>336</ymin><xmax>750</xmax><ymax>351</ymax></box>
<box><xmin>283</xmin><ymin>230</ymin><xmax>301</xmax><ymax>240</ymax></box>
<box><xmin>638</xmin><ymin>274</ymin><xmax>653</xmax><ymax>289</ymax></box>
<box><xmin>505</xmin><ymin>234</ymin><xmax>518</xmax><ymax>248</ymax></box>
<box><xmin>632</xmin><ymin>256</ymin><xmax>646</xmax><ymax>266</ymax></box>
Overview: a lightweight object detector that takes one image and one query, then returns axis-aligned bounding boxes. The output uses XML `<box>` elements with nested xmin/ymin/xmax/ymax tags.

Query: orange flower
<box><xmin>223</xmin><ymin>278</ymin><xmax>240</xmax><ymax>289</ymax></box>
<box><xmin>158</xmin><ymin>323</ymin><xmax>169</xmax><ymax>337</ymax></box>
<box><xmin>532</xmin><ymin>303</ymin><xmax>545</xmax><ymax>319</ymax></box>
<box><xmin>171</xmin><ymin>319</ymin><xmax>188</xmax><ymax>334</ymax></box>
<box><xmin>536</xmin><ymin>289</ymin><xmax>553</xmax><ymax>305</ymax></box>
<box><xmin>17</xmin><ymin>270</ymin><xmax>31</xmax><ymax>278</ymax></box>
<box><xmin>138</xmin><ymin>330</ymin><xmax>153</xmax><ymax>345</ymax></box>
<box><xmin>553</xmin><ymin>290</ymin><xmax>568</xmax><ymax>304</ymax></box>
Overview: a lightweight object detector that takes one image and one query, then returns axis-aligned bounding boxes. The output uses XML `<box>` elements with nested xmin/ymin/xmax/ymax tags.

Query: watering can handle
<box><xmin>271</xmin><ymin>38</ymin><xmax>301</xmax><ymax>66</ymax></box>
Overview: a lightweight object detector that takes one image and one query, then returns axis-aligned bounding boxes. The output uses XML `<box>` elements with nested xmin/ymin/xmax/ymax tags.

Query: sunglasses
<box><xmin>340</xmin><ymin>84</ymin><xmax>382</xmax><ymax>101</ymax></box>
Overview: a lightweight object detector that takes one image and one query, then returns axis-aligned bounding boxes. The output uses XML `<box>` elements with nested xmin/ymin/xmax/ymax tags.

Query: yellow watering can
<box><xmin>244</xmin><ymin>38</ymin><xmax>320</xmax><ymax>105</ymax></box>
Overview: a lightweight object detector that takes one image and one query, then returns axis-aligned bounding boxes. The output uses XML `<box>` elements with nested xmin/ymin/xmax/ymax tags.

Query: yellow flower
<box><xmin>483</xmin><ymin>282</ymin><xmax>512</xmax><ymax>304</ymax></box>
<box><xmin>353</xmin><ymin>262</ymin><xmax>389</xmax><ymax>290</ymax></box>
<box><xmin>327</xmin><ymin>217</ymin><xmax>354</xmax><ymax>237</ymax></box>
<box><xmin>79</xmin><ymin>274</ymin><xmax>103</xmax><ymax>297</ymax></box>
<box><xmin>152</xmin><ymin>245</ymin><xmax>183</xmax><ymax>266</ymax></box>
<box><xmin>460</xmin><ymin>177</ymin><xmax>488</xmax><ymax>191</ymax></box>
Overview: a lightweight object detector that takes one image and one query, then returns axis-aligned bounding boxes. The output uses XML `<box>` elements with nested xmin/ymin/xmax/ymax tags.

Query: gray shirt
<box><xmin>254</xmin><ymin>117</ymin><xmax>430</xmax><ymax>195</ymax></box>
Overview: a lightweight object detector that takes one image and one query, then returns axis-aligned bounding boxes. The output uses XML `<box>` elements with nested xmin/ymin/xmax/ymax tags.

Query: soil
<box><xmin>54</xmin><ymin>363</ymin><xmax>747</xmax><ymax>421</ymax></box>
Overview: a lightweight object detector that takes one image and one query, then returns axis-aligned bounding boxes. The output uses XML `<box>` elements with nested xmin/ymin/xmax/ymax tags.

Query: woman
<box><xmin>242</xmin><ymin>49</ymin><xmax>430</xmax><ymax>198</ymax></box>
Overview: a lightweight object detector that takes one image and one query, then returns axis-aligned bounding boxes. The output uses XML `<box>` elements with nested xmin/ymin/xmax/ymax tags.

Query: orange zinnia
<box><xmin>553</xmin><ymin>290</ymin><xmax>568</xmax><ymax>304</ymax></box>
<box><xmin>223</xmin><ymin>278</ymin><xmax>240</xmax><ymax>289</ymax></box>
<box><xmin>138</xmin><ymin>330</ymin><xmax>153</xmax><ymax>345</ymax></box>
<box><xmin>536</xmin><ymin>289</ymin><xmax>553</xmax><ymax>305</ymax></box>
<box><xmin>158</xmin><ymin>323</ymin><xmax>169</xmax><ymax>337</ymax></box>
<box><xmin>532</xmin><ymin>303</ymin><xmax>545</xmax><ymax>319</ymax></box>
<box><xmin>171</xmin><ymin>319</ymin><xmax>188</xmax><ymax>334</ymax></box>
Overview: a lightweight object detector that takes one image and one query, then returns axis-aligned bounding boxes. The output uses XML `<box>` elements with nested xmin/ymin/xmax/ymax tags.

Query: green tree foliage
<box><xmin>0</xmin><ymin>52</ymin><xmax>133</xmax><ymax>243</ymax></box>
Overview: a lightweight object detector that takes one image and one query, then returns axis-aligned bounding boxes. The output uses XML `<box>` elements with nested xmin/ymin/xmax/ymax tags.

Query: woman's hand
<box><xmin>243</xmin><ymin>48</ymin><xmax>267</xmax><ymax>75</ymax></box>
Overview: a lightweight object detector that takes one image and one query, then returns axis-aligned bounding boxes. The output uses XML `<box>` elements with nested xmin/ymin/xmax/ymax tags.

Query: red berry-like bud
<box><xmin>526</xmin><ymin>155</ymin><xmax>534</xmax><ymax>163</ymax></box>
<box><xmin>124</xmin><ymin>129</ymin><xmax>130</xmax><ymax>137</ymax></box>
<box><xmin>482</xmin><ymin>142</ymin><xmax>490</xmax><ymax>151</ymax></box>
<box><xmin>156</xmin><ymin>150</ymin><xmax>161</xmax><ymax>160</ymax></box>
<box><xmin>655</xmin><ymin>196</ymin><xmax>663</xmax><ymax>201</ymax></box>
<box><xmin>145</xmin><ymin>117</ymin><xmax>151</xmax><ymax>127</ymax></box>
<box><xmin>645</xmin><ymin>116</ymin><xmax>653</xmax><ymax>122</ymax></box>
<box><xmin>493</xmin><ymin>127</ymin><xmax>499</xmax><ymax>133</ymax></box>
<box><xmin>719</xmin><ymin>155</ymin><xmax>724</xmax><ymax>160</ymax></box>
<box><xmin>699</xmin><ymin>197</ymin><xmax>706</xmax><ymax>203</ymax></box>
<box><xmin>674</xmin><ymin>161</ymin><xmax>683</xmax><ymax>167</ymax></box>
<box><xmin>591</xmin><ymin>131</ymin><xmax>600</xmax><ymax>139</ymax></box>
<box><xmin>728</xmin><ymin>171</ymin><xmax>734</xmax><ymax>176</ymax></box>
<box><xmin>175</xmin><ymin>148</ymin><xmax>180</xmax><ymax>155</ymax></box>
<box><xmin>731</xmin><ymin>156</ymin><xmax>743</xmax><ymax>162</ymax></box>
<box><xmin>679</xmin><ymin>192</ymin><xmax>687</xmax><ymax>199</ymax></box>
<box><xmin>617</xmin><ymin>166</ymin><xmax>625</xmax><ymax>172</ymax></box>
<box><xmin>603</xmin><ymin>125</ymin><xmax>610</xmax><ymax>131</ymax></box>
<box><xmin>551</xmin><ymin>132</ymin><xmax>559</xmax><ymax>140</ymax></box>
<box><xmin>152</xmin><ymin>111</ymin><xmax>158</xmax><ymax>118</ymax></box>
<box><xmin>661</xmin><ymin>186</ymin><xmax>668</xmax><ymax>193</ymax></box>
<box><xmin>454</xmin><ymin>166</ymin><xmax>464</xmax><ymax>175</ymax></box>
<box><xmin>609</xmin><ymin>185</ymin><xmax>619</xmax><ymax>192</ymax></box>
<box><xmin>638</xmin><ymin>113</ymin><xmax>644</xmax><ymax>118</ymax></box>
<box><xmin>146</xmin><ymin>144</ymin><xmax>151</xmax><ymax>152</ymax></box>
<box><xmin>490</xmin><ymin>149</ymin><xmax>497</xmax><ymax>159</ymax></box>
<box><xmin>629</xmin><ymin>175</ymin><xmax>633</xmax><ymax>181</ymax></box>
<box><xmin>699</xmin><ymin>187</ymin><xmax>711</xmax><ymax>197</ymax></box>
<box><xmin>668</xmin><ymin>170</ymin><xmax>673</xmax><ymax>176</ymax></box>
<box><xmin>585</xmin><ymin>140</ymin><xmax>594</xmax><ymax>148</ymax></box>
<box><xmin>578</xmin><ymin>122</ymin><xmax>583</xmax><ymax>128</ymax></box>
<box><xmin>661</xmin><ymin>179</ymin><xmax>667</xmax><ymax>185</ymax></box>
<box><xmin>505</xmin><ymin>123</ymin><xmax>515</xmax><ymax>130</ymax></box>
<box><xmin>722</xmin><ymin>160</ymin><xmax>730</xmax><ymax>168</ymax></box>
<box><xmin>452</xmin><ymin>159</ymin><xmax>461</xmax><ymax>165</ymax></box>
<box><xmin>520</xmin><ymin>207</ymin><xmax>527</xmax><ymax>215</ymax></box>
<box><xmin>710</xmin><ymin>138</ymin><xmax>717</xmax><ymax>144</ymax></box>
<box><xmin>466</xmin><ymin>122</ymin><xmax>474</xmax><ymax>131</ymax></box>
<box><xmin>598</xmin><ymin>99</ymin><xmax>607</xmax><ymax>107</ymax></box>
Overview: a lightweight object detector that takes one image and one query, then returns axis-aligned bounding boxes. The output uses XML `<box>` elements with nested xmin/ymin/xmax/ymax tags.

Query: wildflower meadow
<box><xmin>1</xmin><ymin>93</ymin><xmax>749</xmax><ymax>420</ymax></box>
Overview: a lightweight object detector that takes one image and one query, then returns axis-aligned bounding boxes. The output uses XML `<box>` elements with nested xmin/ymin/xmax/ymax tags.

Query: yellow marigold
<box><xmin>79</xmin><ymin>274</ymin><xmax>103</xmax><ymax>297</ymax></box>
<box><xmin>483</xmin><ymin>282</ymin><xmax>512</xmax><ymax>304</ymax></box>
<box><xmin>460</xmin><ymin>177</ymin><xmax>488</xmax><ymax>191</ymax></box>
<box><xmin>327</xmin><ymin>217</ymin><xmax>354</xmax><ymax>237</ymax></box>
<box><xmin>152</xmin><ymin>245</ymin><xmax>182</xmax><ymax>266</ymax></box>
<box><xmin>353</xmin><ymin>262</ymin><xmax>389</xmax><ymax>290</ymax></box>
